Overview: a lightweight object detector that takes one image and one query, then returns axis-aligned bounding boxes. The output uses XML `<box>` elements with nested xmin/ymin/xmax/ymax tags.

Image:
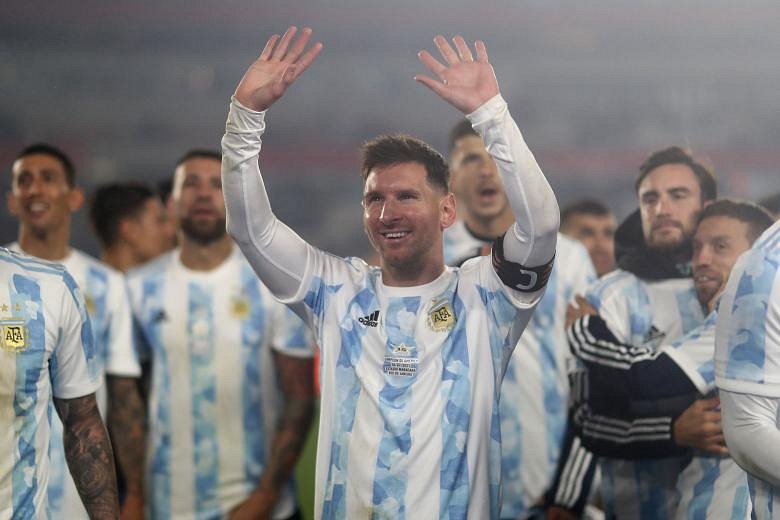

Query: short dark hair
<box><xmin>89</xmin><ymin>182</ymin><xmax>157</xmax><ymax>248</ymax></box>
<box><xmin>360</xmin><ymin>134</ymin><xmax>449</xmax><ymax>193</ymax></box>
<box><xmin>758</xmin><ymin>192</ymin><xmax>780</xmax><ymax>216</ymax></box>
<box><xmin>448</xmin><ymin>119</ymin><xmax>479</xmax><ymax>154</ymax></box>
<box><xmin>635</xmin><ymin>146</ymin><xmax>717</xmax><ymax>203</ymax></box>
<box><xmin>697</xmin><ymin>198</ymin><xmax>775</xmax><ymax>243</ymax></box>
<box><xmin>560</xmin><ymin>198</ymin><xmax>613</xmax><ymax>228</ymax></box>
<box><xmin>15</xmin><ymin>143</ymin><xmax>76</xmax><ymax>187</ymax></box>
<box><xmin>175</xmin><ymin>149</ymin><xmax>222</xmax><ymax>169</ymax></box>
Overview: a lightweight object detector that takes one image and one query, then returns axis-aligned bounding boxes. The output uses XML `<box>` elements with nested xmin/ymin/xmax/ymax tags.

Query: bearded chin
<box><xmin>181</xmin><ymin>218</ymin><xmax>226</xmax><ymax>245</ymax></box>
<box><xmin>648</xmin><ymin>227</ymin><xmax>694</xmax><ymax>262</ymax></box>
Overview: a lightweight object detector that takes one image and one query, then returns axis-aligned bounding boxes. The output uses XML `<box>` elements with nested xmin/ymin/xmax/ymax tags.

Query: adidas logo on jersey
<box><xmin>358</xmin><ymin>310</ymin><xmax>379</xmax><ymax>327</ymax></box>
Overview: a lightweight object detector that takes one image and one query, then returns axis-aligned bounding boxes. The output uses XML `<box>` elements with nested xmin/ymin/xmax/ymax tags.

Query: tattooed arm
<box><xmin>53</xmin><ymin>393</ymin><xmax>120</xmax><ymax>519</ymax></box>
<box><xmin>229</xmin><ymin>352</ymin><xmax>315</xmax><ymax>520</ymax></box>
<box><xmin>107</xmin><ymin>375</ymin><xmax>146</xmax><ymax>519</ymax></box>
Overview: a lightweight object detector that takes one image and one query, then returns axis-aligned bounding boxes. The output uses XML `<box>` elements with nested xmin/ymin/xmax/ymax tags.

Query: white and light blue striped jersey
<box><xmin>663</xmin><ymin>312</ymin><xmax>751</xmax><ymax>519</ymax></box>
<box><xmin>444</xmin><ymin>227</ymin><xmax>596</xmax><ymax>517</ymax></box>
<box><xmin>0</xmin><ymin>247</ymin><xmax>98</xmax><ymax>520</ymax></box>
<box><xmin>126</xmin><ymin>246</ymin><xmax>314</xmax><ymax>520</ymax></box>
<box><xmin>715</xmin><ymin>220</ymin><xmax>780</xmax><ymax>519</ymax></box>
<box><xmin>8</xmin><ymin>243</ymin><xmax>139</xmax><ymax>519</ymax></box>
<box><xmin>284</xmin><ymin>245</ymin><xmax>544</xmax><ymax>520</ymax></box>
<box><xmin>585</xmin><ymin>269</ymin><xmax>705</xmax><ymax>520</ymax></box>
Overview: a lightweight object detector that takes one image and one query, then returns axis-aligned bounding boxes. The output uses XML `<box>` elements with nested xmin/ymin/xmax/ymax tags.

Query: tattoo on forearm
<box><xmin>107</xmin><ymin>376</ymin><xmax>146</xmax><ymax>496</ymax></box>
<box><xmin>256</xmin><ymin>354</ymin><xmax>315</xmax><ymax>501</ymax></box>
<box><xmin>54</xmin><ymin>394</ymin><xmax>120</xmax><ymax>519</ymax></box>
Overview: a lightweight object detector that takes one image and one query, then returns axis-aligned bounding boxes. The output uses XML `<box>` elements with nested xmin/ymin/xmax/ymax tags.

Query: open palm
<box><xmin>234</xmin><ymin>26</ymin><xmax>322</xmax><ymax>112</ymax></box>
<box><xmin>416</xmin><ymin>35</ymin><xmax>500</xmax><ymax>114</ymax></box>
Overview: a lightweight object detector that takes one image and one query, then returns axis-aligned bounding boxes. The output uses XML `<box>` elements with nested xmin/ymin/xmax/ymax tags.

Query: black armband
<box><xmin>491</xmin><ymin>233</ymin><xmax>554</xmax><ymax>293</ymax></box>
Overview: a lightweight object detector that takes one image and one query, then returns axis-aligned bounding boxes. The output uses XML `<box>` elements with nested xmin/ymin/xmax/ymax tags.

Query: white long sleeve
<box><xmin>467</xmin><ymin>94</ymin><xmax>559</xmax><ymax>267</ymax></box>
<box><xmin>720</xmin><ymin>389</ymin><xmax>780</xmax><ymax>487</ymax></box>
<box><xmin>221</xmin><ymin>97</ymin><xmax>312</xmax><ymax>301</ymax></box>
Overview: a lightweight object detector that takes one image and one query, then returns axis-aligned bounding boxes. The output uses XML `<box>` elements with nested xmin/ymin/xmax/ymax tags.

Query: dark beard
<box><xmin>180</xmin><ymin>217</ymin><xmax>226</xmax><ymax>245</ymax></box>
<box><xmin>650</xmin><ymin>238</ymin><xmax>693</xmax><ymax>265</ymax></box>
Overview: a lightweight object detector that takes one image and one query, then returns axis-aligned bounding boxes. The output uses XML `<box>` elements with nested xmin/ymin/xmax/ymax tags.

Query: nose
<box><xmin>653</xmin><ymin>194</ymin><xmax>672</xmax><ymax>215</ymax></box>
<box><xmin>25</xmin><ymin>176</ymin><xmax>43</xmax><ymax>195</ymax></box>
<box><xmin>378</xmin><ymin>199</ymin><xmax>398</xmax><ymax>225</ymax></box>
<box><xmin>693</xmin><ymin>245</ymin><xmax>712</xmax><ymax>268</ymax></box>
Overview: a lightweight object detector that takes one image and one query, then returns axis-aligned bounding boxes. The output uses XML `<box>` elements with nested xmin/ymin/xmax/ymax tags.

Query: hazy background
<box><xmin>2</xmin><ymin>0</ymin><xmax>779</xmax><ymax>257</ymax></box>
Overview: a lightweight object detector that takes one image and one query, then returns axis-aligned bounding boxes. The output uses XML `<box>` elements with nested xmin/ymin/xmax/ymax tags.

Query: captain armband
<box><xmin>491</xmin><ymin>233</ymin><xmax>554</xmax><ymax>293</ymax></box>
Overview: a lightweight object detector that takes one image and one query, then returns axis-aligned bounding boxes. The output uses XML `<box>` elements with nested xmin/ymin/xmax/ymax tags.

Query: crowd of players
<box><xmin>2</xmin><ymin>26</ymin><xmax>780</xmax><ymax>520</ymax></box>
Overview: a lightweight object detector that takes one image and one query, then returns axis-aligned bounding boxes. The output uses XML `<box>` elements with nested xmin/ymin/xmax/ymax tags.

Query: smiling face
<box><xmin>692</xmin><ymin>215</ymin><xmax>752</xmax><ymax>311</ymax></box>
<box><xmin>638</xmin><ymin>163</ymin><xmax>703</xmax><ymax>252</ymax></box>
<box><xmin>362</xmin><ymin>161</ymin><xmax>456</xmax><ymax>286</ymax></box>
<box><xmin>7</xmin><ymin>153</ymin><xmax>83</xmax><ymax>238</ymax></box>
<box><xmin>171</xmin><ymin>156</ymin><xmax>226</xmax><ymax>245</ymax></box>
<box><xmin>449</xmin><ymin>134</ymin><xmax>510</xmax><ymax>224</ymax></box>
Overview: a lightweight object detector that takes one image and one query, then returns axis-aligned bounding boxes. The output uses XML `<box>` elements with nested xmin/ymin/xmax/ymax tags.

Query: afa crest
<box><xmin>230</xmin><ymin>296</ymin><xmax>251</xmax><ymax>320</ymax></box>
<box><xmin>84</xmin><ymin>296</ymin><xmax>96</xmax><ymax>317</ymax></box>
<box><xmin>427</xmin><ymin>299</ymin><xmax>456</xmax><ymax>333</ymax></box>
<box><xmin>1</xmin><ymin>319</ymin><xmax>28</xmax><ymax>353</ymax></box>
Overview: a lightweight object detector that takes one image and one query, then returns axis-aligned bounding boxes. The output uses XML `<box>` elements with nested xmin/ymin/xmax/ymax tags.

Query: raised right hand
<box><xmin>234</xmin><ymin>26</ymin><xmax>322</xmax><ymax>112</ymax></box>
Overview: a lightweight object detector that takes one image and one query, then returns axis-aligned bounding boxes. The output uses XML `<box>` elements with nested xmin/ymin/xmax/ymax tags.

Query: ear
<box><xmin>6</xmin><ymin>191</ymin><xmax>19</xmax><ymax>217</ymax></box>
<box><xmin>440</xmin><ymin>192</ymin><xmax>457</xmax><ymax>230</ymax></box>
<box><xmin>68</xmin><ymin>187</ymin><xmax>85</xmax><ymax>213</ymax></box>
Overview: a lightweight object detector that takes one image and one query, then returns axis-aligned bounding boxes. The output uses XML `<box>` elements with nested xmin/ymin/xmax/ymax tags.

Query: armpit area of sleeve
<box><xmin>474</xmin><ymin>256</ymin><xmax>546</xmax><ymax>309</ymax></box>
<box><xmin>53</xmin><ymin>379</ymin><xmax>101</xmax><ymax>401</ymax></box>
<box><xmin>716</xmin><ymin>376</ymin><xmax>780</xmax><ymax>398</ymax></box>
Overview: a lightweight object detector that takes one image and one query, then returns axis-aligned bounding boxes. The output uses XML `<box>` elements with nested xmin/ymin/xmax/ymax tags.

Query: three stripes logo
<box><xmin>358</xmin><ymin>310</ymin><xmax>380</xmax><ymax>327</ymax></box>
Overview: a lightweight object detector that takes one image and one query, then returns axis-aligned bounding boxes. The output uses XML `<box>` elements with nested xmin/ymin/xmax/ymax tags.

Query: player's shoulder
<box><xmin>587</xmin><ymin>268</ymin><xmax>639</xmax><ymax>296</ymax></box>
<box><xmin>68</xmin><ymin>248</ymin><xmax>125</xmax><ymax>281</ymax></box>
<box><xmin>126</xmin><ymin>250</ymin><xmax>176</xmax><ymax>283</ymax></box>
<box><xmin>0</xmin><ymin>245</ymin><xmax>70</xmax><ymax>279</ymax></box>
<box><xmin>733</xmin><ymin>221</ymin><xmax>780</xmax><ymax>281</ymax></box>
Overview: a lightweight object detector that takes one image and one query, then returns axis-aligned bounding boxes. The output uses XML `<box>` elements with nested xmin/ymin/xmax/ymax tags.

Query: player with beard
<box><xmin>124</xmin><ymin>150</ymin><xmax>315</xmax><ymax>519</ymax></box>
<box><xmin>442</xmin><ymin>119</ymin><xmax>596</xmax><ymax>519</ymax></box>
<box><xmin>547</xmin><ymin>146</ymin><xmax>720</xmax><ymax>520</ymax></box>
<box><xmin>565</xmin><ymin>199</ymin><xmax>774</xmax><ymax>519</ymax></box>
<box><xmin>6</xmin><ymin>143</ymin><xmax>141</xmax><ymax>519</ymax></box>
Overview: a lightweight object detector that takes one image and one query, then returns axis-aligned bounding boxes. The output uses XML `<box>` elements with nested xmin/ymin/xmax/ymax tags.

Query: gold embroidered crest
<box><xmin>427</xmin><ymin>300</ymin><xmax>456</xmax><ymax>332</ymax></box>
<box><xmin>1</xmin><ymin>319</ymin><xmax>28</xmax><ymax>353</ymax></box>
<box><xmin>84</xmin><ymin>296</ymin><xmax>96</xmax><ymax>317</ymax></box>
<box><xmin>230</xmin><ymin>296</ymin><xmax>250</xmax><ymax>320</ymax></box>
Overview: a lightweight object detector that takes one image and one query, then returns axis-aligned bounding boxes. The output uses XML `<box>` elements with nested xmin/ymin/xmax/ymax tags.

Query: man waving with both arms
<box><xmin>221</xmin><ymin>26</ymin><xmax>559</xmax><ymax>518</ymax></box>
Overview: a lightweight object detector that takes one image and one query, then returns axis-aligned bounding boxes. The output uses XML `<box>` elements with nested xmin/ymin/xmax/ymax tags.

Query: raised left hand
<box><xmin>415</xmin><ymin>35</ymin><xmax>500</xmax><ymax>114</ymax></box>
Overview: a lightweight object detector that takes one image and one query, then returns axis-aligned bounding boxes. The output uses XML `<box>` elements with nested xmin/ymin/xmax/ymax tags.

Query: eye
<box><xmin>15</xmin><ymin>173</ymin><xmax>31</xmax><ymax>188</ymax></box>
<box><xmin>363</xmin><ymin>194</ymin><xmax>382</xmax><ymax>206</ymax></box>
